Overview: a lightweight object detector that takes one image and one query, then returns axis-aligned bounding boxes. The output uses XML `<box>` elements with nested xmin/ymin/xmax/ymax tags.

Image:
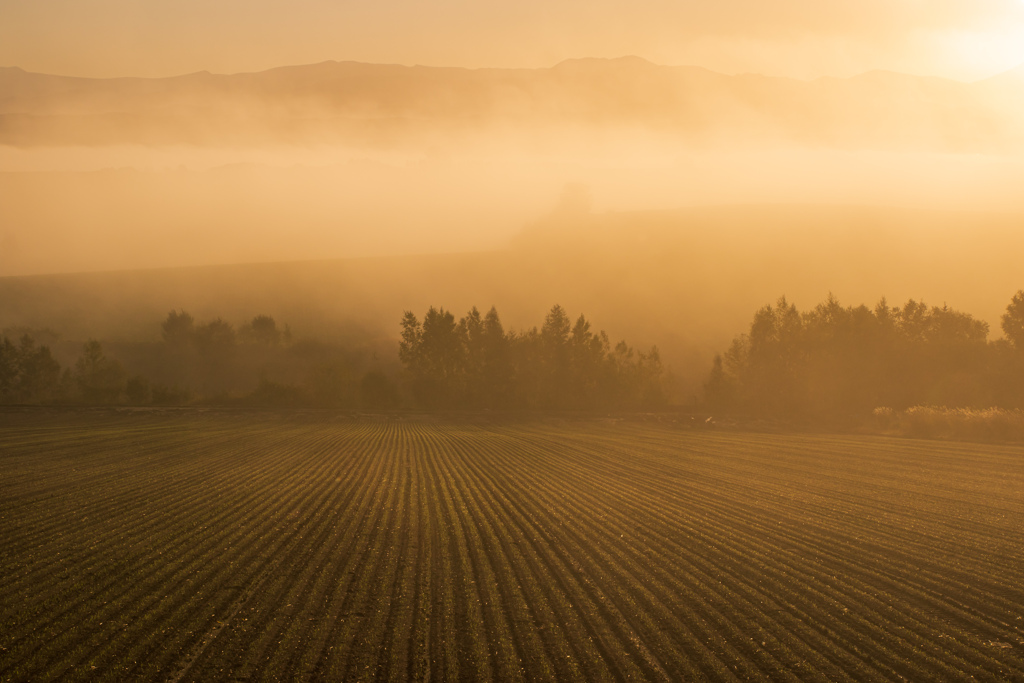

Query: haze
<box><xmin>3</xmin><ymin>0</ymin><xmax>1024</xmax><ymax>367</ymax></box>
<box><xmin>9</xmin><ymin>6</ymin><xmax>1024</xmax><ymax>682</ymax></box>
<box><xmin>5</xmin><ymin>0</ymin><xmax>1024</xmax><ymax>80</ymax></box>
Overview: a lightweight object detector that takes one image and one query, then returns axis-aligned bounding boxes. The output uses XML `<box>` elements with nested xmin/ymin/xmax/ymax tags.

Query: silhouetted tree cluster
<box><xmin>15</xmin><ymin>292</ymin><xmax>1024</xmax><ymax>415</ymax></box>
<box><xmin>159</xmin><ymin>310</ymin><xmax>245</xmax><ymax>396</ymax></box>
<box><xmin>75</xmin><ymin>340</ymin><xmax>127</xmax><ymax>403</ymax></box>
<box><xmin>1003</xmin><ymin>291</ymin><xmax>1024</xmax><ymax>350</ymax></box>
<box><xmin>0</xmin><ymin>333</ymin><xmax>137</xmax><ymax>405</ymax></box>
<box><xmin>0</xmin><ymin>311</ymin><xmax>397</xmax><ymax>407</ymax></box>
<box><xmin>146</xmin><ymin>310</ymin><xmax>391</xmax><ymax>407</ymax></box>
<box><xmin>706</xmin><ymin>292</ymin><xmax>1024</xmax><ymax>419</ymax></box>
<box><xmin>0</xmin><ymin>335</ymin><xmax>63</xmax><ymax>403</ymax></box>
<box><xmin>400</xmin><ymin>304</ymin><xmax>665</xmax><ymax>410</ymax></box>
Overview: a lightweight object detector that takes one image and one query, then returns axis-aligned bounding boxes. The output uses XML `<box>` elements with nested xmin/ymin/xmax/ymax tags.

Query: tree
<box><xmin>703</xmin><ymin>354</ymin><xmax>734</xmax><ymax>411</ymax></box>
<box><xmin>399</xmin><ymin>311</ymin><xmax>423</xmax><ymax>369</ymax></box>
<box><xmin>1002</xmin><ymin>290</ymin><xmax>1024</xmax><ymax>350</ymax></box>
<box><xmin>460</xmin><ymin>307</ymin><xmax>485</xmax><ymax>394</ymax></box>
<box><xmin>399</xmin><ymin>303</ymin><xmax>666</xmax><ymax>411</ymax></box>
<box><xmin>162</xmin><ymin>310</ymin><xmax>195</xmax><ymax>346</ymax></box>
<box><xmin>707</xmin><ymin>293</ymin><xmax>1001</xmax><ymax>417</ymax></box>
<box><xmin>569</xmin><ymin>314</ymin><xmax>608</xmax><ymax>407</ymax></box>
<box><xmin>745</xmin><ymin>296</ymin><xmax>805</xmax><ymax>415</ymax></box>
<box><xmin>478</xmin><ymin>306</ymin><xmax>512</xmax><ymax>408</ymax></box>
<box><xmin>541</xmin><ymin>305</ymin><xmax>571</xmax><ymax>347</ymax></box>
<box><xmin>0</xmin><ymin>335</ymin><xmax>62</xmax><ymax>403</ymax></box>
<box><xmin>75</xmin><ymin>340</ymin><xmax>125</xmax><ymax>403</ymax></box>
<box><xmin>636</xmin><ymin>346</ymin><xmax>666</xmax><ymax>408</ymax></box>
<box><xmin>244</xmin><ymin>315</ymin><xmax>281</xmax><ymax>345</ymax></box>
<box><xmin>540</xmin><ymin>305</ymin><xmax>572</xmax><ymax>407</ymax></box>
<box><xmin>195</xmin><ymin>318</ymin><xmax>236</xmax><ymax>354</ymax></box>
<box><xmin>0</xmin><ymin>337</ymin><xmax>17</xmax><ymax>401</ymax></box>
<box><xmin>398</xmin><ymin>307</ymin><xmax>465</xmax><ymax>407</ymax></box>
<box><xmin>926</xmin><ymin>305</ymin><xmax>988</xmax><ymax>346</ymax></box>
<box><xmin>896</xmin><ymin>299</ymin><xmax>930</xmax><ymax>343</ymax></box>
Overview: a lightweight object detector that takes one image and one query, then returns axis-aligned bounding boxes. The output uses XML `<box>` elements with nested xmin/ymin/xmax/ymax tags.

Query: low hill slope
<box><xmin>2</xmin><ymin>204</ymin><xmax>1022</xmax><ymax>391</ymax></box>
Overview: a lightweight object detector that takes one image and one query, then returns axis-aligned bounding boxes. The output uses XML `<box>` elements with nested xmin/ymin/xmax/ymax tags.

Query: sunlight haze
<box><xmin>5</xmin><ymin>4</ymin><xmax>1024</xmax><ymax>682</ymax></box>
<box><xmin>3</xmin><ymin>0</ymin><xmax>1024</xmax><ymax>386</ymax></box>
<box><xmin>3</xmin><ymin>0</ymin><xmax>1024</xmax><ymax>80</ymax></box>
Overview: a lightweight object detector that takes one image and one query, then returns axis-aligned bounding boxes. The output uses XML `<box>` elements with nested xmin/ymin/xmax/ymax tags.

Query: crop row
<box><xmin>1</xmin><ymin>411</ymin><xmax>1022</xmax><ymax>681</ymax></box>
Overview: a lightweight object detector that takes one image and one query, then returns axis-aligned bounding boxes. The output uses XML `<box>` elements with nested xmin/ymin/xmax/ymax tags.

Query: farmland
<box><xmin>1</xmin><ymin>410</ymin><xmax>1023</xmax><ymax>681</ymax></box>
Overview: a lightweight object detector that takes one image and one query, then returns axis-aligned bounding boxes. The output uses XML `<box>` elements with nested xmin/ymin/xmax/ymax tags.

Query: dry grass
<box><xmin>873</xmin><ymin>406</ymin><xmax>1024</xmax><ymax>442</ymax></box>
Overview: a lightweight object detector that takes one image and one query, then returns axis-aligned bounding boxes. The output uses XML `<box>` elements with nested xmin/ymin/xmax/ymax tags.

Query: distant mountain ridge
<box><xmin>2</xmin><ymin>57</ymin><xmax>1022</xmax><ymax>151</ymax></box>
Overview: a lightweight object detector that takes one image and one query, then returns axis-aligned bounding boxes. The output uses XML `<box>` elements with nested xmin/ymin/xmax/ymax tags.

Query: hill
<box><xmin>2</xmin><ymin>58</ymin><xmax>1023</xmax><ymax>151</ymax></box>
<box><xmin>2</xmin><ymin>204</ymin><xmax>1022</xmax><ymax>394</ymax></box>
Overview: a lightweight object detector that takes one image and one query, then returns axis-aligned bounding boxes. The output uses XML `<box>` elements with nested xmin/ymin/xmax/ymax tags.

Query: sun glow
<box><xmin>938</xmin><ymin>28</ymin><xmax>1024</xmax><ymax>81</ymax></box>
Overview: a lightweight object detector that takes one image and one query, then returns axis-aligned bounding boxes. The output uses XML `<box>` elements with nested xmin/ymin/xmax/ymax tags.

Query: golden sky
<box><xmin>3</xmin><ymin>0</ymin><xmax>1024</xmax><ymax>80</ymax></box>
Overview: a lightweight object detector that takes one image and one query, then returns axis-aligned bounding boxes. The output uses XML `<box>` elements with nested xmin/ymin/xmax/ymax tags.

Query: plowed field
<box><xmin>1</xmin><ymin>411</ymin><xmax>1023</xmax><ymax>681</ymax></box>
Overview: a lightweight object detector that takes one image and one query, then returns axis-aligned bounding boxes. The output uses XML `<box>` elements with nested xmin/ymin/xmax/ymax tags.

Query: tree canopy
<box><xmin>399</xmin><ymin>304</ymin><xmax>665</xmax><ymax>410</ymax></box>
<box><xmin>705</xmin><ymin>293</ymin><xmax>1023</xmax><ymax>419</ymax></box>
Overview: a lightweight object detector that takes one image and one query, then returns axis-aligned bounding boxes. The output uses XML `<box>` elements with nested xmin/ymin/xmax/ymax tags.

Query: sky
<box><xmin>4</xmin><ymin>0</ymin><xmax>1024</xmax><ymax>283</ymax></box>
<box><xmin>3</xmin><ymin>0</ymin><xmax>1024</xmax><ymax>81</ymax></box>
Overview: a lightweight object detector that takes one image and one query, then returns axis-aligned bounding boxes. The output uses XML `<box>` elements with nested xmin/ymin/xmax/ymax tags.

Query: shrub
<box><xmin>877</xmin><ymin>405</ymin><xmax>1024</xmax><ymax>442</ymax></box>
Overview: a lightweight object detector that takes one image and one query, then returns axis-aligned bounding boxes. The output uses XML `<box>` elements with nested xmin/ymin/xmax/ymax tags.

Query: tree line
<box><xmin>4</xmin><ymin>304</ymin><xmax>664</xmax><ymax>411</ymax></box>
<box><xmin>399</xmin><ymin>304</ymin><xmax>665</xmax><ymax>409</ymax></box>
<box><xmin>0</xmin><ymin>334</ymin><xmax>138</xmax><ymax>405</ymax></box>
<box><xmin>704</xmin><ymin>291</ymin><xmax>1024</xmax><ymax>420</ymax></box>
<box><xmin>0</xmin><ymin>311</ymin><xmax>397</xmax><ymax>408</ymax></box>
<box><xmin>10</xmin><ymin>292</ymin><xmax>1024</xmax><ymax>416</ymax></box>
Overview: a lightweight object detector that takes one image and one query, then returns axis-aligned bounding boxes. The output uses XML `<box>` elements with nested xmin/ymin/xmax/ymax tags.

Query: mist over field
<box><xmin>5</xmin><ymin>58</ymin><xmax>1024</xmax><ymax>401</ymax></box>
<box><xmin>3</xmin><ymin>59</ymin><xmax>1024</xmax><ymax>378</ymax></box>
<box><xmin>3</xmin><ymin>57</ymin><xmax>1024</xmax><ymax>277</ymax></box>
<box><xmin>7</xmin><ymin>4</ymin><xmax>1024</xmax><ymax>682</ymax></box>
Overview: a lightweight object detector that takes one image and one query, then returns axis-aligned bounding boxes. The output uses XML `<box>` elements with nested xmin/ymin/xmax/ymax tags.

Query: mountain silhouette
<box><xmin>2</xmin><ymin>58</ymin><xmax>1022</xmax><ymax>151</ymax></box>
